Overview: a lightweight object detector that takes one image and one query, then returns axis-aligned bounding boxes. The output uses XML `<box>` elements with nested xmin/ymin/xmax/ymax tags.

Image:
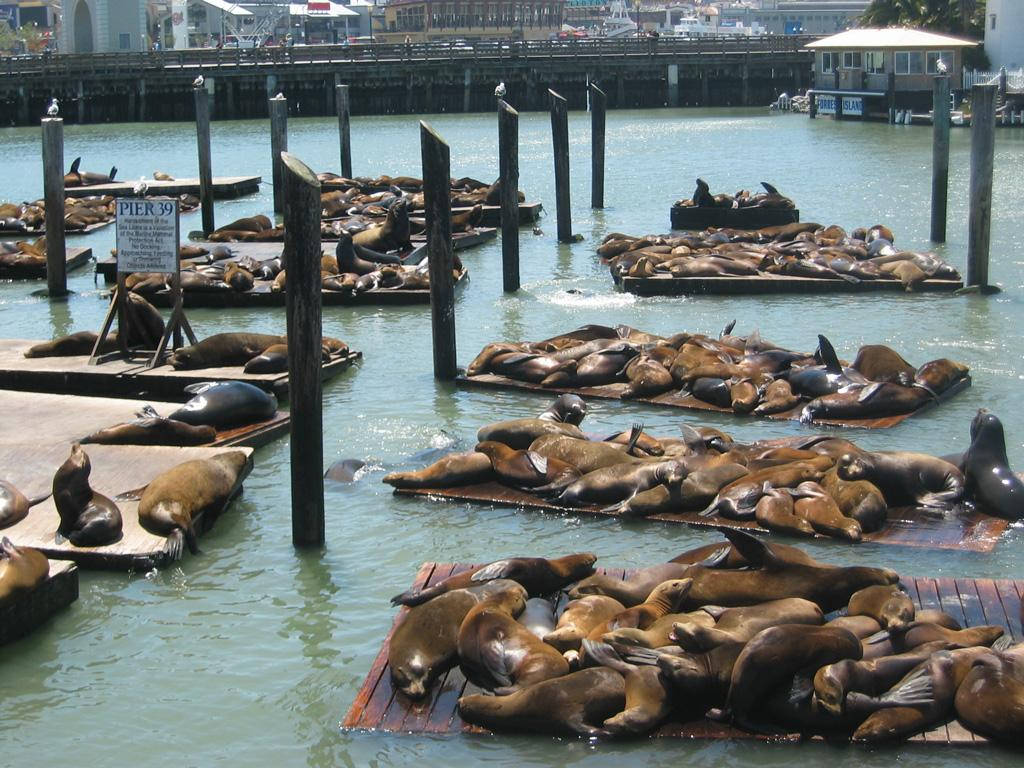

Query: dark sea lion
<box><xmin>569</xmin><ymin>563</ymin><xmax>693</xmax><ymax>607</ymax></box>
<box><xmin>800</xmin><ymin>382</ymin><xmax>929</xmax><ymax>423</ymax></box>
<box><xmin>528</xmin><ymin>434</ymin><xmax>642</xmax><ymax>474</ymax></box>
<box><xmin>474</xmin><ymin>441</ymin><xmax>579</xmax><ymax>491</ymax></box>
<box><xmin>890</xmin><ymin>621</ymin><xmax>1004</xmax><ymax>652</ymax></box>
<box><xmin>837</xmin><ymin>451</ymin><xmax>964</xmax><ymax>508</ymax></box>
<box><xmin>583</xmin><ymin>640</ymin><xmax>672</xmax><ymax>735</ymax></box>
<box><xmin>557</xmin><ymin>460</ymin><xmax>687</xmax><ymax>506</ymax></box>
<box><xmin>214</xmin><ymin>214</ymin><xmax>271</xmax><ymax>233</ymax></box>
<box><xmin>847</xmin><ymin>585</ymin><xmax>915</xmax><ymax>632</ymax></box>
<box><xmin>820</xmin><ymin>468</ymin><xmax>888</xmax><ymax>533</ymax></box>
<box><xmin>962</xmin><ymin>409</ymin><xmax>1023</xmax><ymax>520</ymax></box>
<box><xmin>52</xmin><ymin>444</ymin><xmax>123</xmax><ymax>546</ymax></box>
<box><xmin>518</xmin><ymin>596</ymin><xmax>558</xmax><ymax>640</ymax></box>
<box><xmin>537</xmin><ymin>394</ymin><xmax>587</xmax><ymax>425</ymax></box>
<box><xmin>335</xmin><ymin>233</ymin><xmax>382</xmax><ymax>276</ymax></box>
<box><xmin>792</xmin><ymin>481</ymin><xmax>862</xmax><ymax>542</ymax></box>
<box><xmin>242</xmin><ymin>344</ymin><xmax>289</xmax><ymax>374</ymax></box>
<box><xmin>475</xmin><ymin>418</ymin><xmax>585</xmax><ymax>451</ymax></box>
<box><xmin>953</xmin><ymin>643</ymin><xmax>1024</xmax><ymax>745</ymax></box>
<box><xmin>668</xmin><ymin>533</ymin><xmax>822</xmax><ymax>569</ymax></box>
<box><xmin>672</xmin><ymin>597</ymin><xmax>823</xmax><ymax>651</ymax></box>
<box><xmin>457</xmin><ymin>585</ymin><xmax>569</xmax><ymax>692</ymax></box>
<box><xmin>352</xmin><ymin>199</ymin><xmax>410</xmax><ymax>251</ymax></box>
<box><xmin>382</xmin><ymin>451</ymin><xmax>495</xmax><ymax>490</ymax></box>
<box><xmin>702</xmin><ymin>458</ymin><xmax>832</xmax><ymax>520</ymax></box>
<box><xmin>0</xmin><ymin>537</ymin><xmax>49</xmax><ymax>606</ymax></box>
<box><xmin>169</xmin><ymin>333</ymin><xmax>288</xmax><ymax>369</ymax></box>
<box><xmin>80</xmin><ymin>416</ymin><xmax>216</xmax><ymax>446</ymax></box>
<box><xmin>826</xmin><ymin>614</ymin><xmax>883</xmax><ymax>639</ymax></box>
<box><xmin>23</xmin><ymin>331</ymin><xmax>114</xmax><ymax>358</ymax></box>
<box><xmin>754</xmin><ymin>483</ymin><xmax>816</xmax><ymax>537</ymax></box>
<box><xmin>627</xmin><ymin>641</ymin><xmax>744</xmax><ymax>710</ymax></box>
<box><xmin>388</xmin><ymin>579</ymin><xmax>523</xmax><ymax>699</ymax></box>
<box><xmin>1</xmin><ymin>480</ymin><xmax>50</xmax><ymax>529</ymax></box>
<box><xmin>544</xmin><ymin>595</ymin><xmax>627</xmax><ymax>652</ymax></box>
<box><xmin>137</xmin><ymin>450</ymin><xmax>250</xmax><ymax>560</ymax></box>
<box><xmin>851</xmin><ymin>345</ymin><xmax>916</xmax><ymax>386</ymax></box>
<box><xmin>457</xmin><ymin>667</ymin><xmax>626</xmax><ymax>736</ymax></box>
<box><xmin>390</xmin><ymin>553</ymin><xmax>597</xmax><ymax>606</ymax></box>
<box><xmin>323</xmin><ymin>459</ymin><xmax>366</xmax><ymax>483</ymax></box>
<box><xmin>167</xmin><ymin>381</ymin><xmax>277</xmax><ymax>429</ymax></box>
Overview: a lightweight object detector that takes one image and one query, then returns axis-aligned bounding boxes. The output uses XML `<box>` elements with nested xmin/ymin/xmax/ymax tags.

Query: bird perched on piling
<box><xmin>936</xmin><ymin>59</ymin><xmax>948</xmax><ymax>74</ymax></box>
<box><xmin>274</xmin><ymin>92</ymin><xmax>285</xmax><ymax>100</ymax></box>
<box><xmin>46</xmin><ymin>98</ymin><xmax>59</xmax><ymax>117</ymax></box>
<box><xmin>193</xmin><ymin>74</ymin><xmax>205</xmax><ymax>88</ymax></box>
<box><xmin>494</xmin><ymin>82</ymin><xmax>506</xmax><ymax>98</ymax></box>
<box><xmin>133</xmin><ymin>177</ymin><xmax>149</xmax><ymax>196</ymax></box>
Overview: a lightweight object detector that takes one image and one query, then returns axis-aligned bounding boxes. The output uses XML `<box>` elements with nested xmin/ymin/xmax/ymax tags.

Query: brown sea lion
<box><xmin>601</xmin><ymin>610</ymin><xmax>715</xmax><ymax>650</ymax></box>
<box><xmin>889</xmin><ymin>621</ymin><xmax>1004</xmax><ymax>652</ymax></box>
<box><xmin>474</xmin><ymin>441</ymin><xmax>580</xmax><ymax>491</ymax></box>
<box><xmin>1</xmin><ymin>480</ymin><xmax>50</xmax><ymax>529</ymax></box>
<box><xmin>702</xmin><ymin>457</ymin><xmax>832</xmax><ymax>519</ymax></box>
<box><xmin>954</xmin><ymin>643</ymin><xmax>1024</xmax><ymax>745</ymax></box>
<box><xmin>52</xmin><ymin>444</ymin><xmax>123</xmax><ymax>547</ymax></box>
<box><xmin>557</xmin><ymin>460</ymin><xmax>688</xmax><ymax>507</ymax></box>
<box><xmin>457</xmin><ymin>667</ymin><xmax>626</xmax><ymax>736</ymax></box>
<box><xmin>584</xmin><ymin>580</ymin><xmax>694</xmax><ymax>646</ymax></box>
<box><xmin>754</xmin><ymin>483</ymin><xmax>816</xmax><ymax>537</ymax></box>
<box><xmin>851</xmin><ymin>345</ymin><xmax>916</xmax><ymax>386</ymax></box>
<box><xmin>914</xmin><ymin>358</ymin><xmax>969</xmax><ymax>396</ymax></box>
<box><xmin>847</xmin><ymin>585</ymin><xmax>915</xmax><ymax>632</ymax></box>
<box><xmin>0</xmin><ymin>537</ymin><xmax>49</xmax><ymax>607</ymax></box>
<box><xmin>528</xmin><ymin>434</ymin><xmax>642</xmax><ymax>474</ymax></box>
<box><xmin>242</xmin><ymin>344</ymin><xmax>289</xmax><ymax>374</ymax></box>
<box><xmin>545</xmin><ymin>595</ymin><xmax>627</xmax><ymax>653</ymax></box>
<box><xmin>837</xmin><ymin>451</ymin><xmax>964</xmax><ymax>508</ymax></box>
<box><xmin>169</xmin><ymin>333</ymin><xmax>287</xmax><ymax>369</ymax></box>
<box><xmin>137</xmin><ymin>451</ymin><xmax>250</xmax><ymax>560</ymax></box>
<box><xmin>475</xmin><ymin>419</ymin><xmax>586</xmax><ymax>451</ymax></box>
<box><xmin>753</xmin><ymin>378</ymin><xmax>800</xmax><ymax>415</ymax></box>
<box><xmin>518</xmin><ymin>596</ymin><xmax>558</xmax><ymax>640</ymax></box>
<box><xmin>792</xmin><ymin>481</ymin><xmax>863</xmax><ymax>542</ymax></box>
<box><xmin>224</xmin><ymin>263</ymin><xmax>254</xmax><ymax>292</ymax></box>
<box><xmin>820</xmin><ymin>467</ymin><xmax>888</xmax><ymax>533</ymax></box>
<box><xmin>583</xmin><ymin>640</ymin><xmax>672</xmax><ymax>736</ymax></box>
<box><xmin>214</xmin><ymin>214</ymin><xmax>272</xmax><ymax>234</ymax></box>
<box><xmin>390</xmin><ymin>553</ymin><xmax>597</xmax><ymax>606</ymax></box>
<box><xmin>800</xmin><ymin>383</ymin><xmax>929</xmax><ymax>423</ymax></box>
<box><xmin>352</xmin><ymin>199</ymin><xmax>410</xmax><ymax>251</ymax></box>
<box><xmin>671</xmin><ymin>598</ymin><xmax>823</xmax><ymax>652</ymax></box>
<box><xmin>568</xmin><ymin>563</ymin><xmax>692</xmax><ymax>607</ymax></box>
<box><xmin>382</xmin><ymin>451</ymin><xmax>495</xmax><ymax>490</ymax></box>
<box><xmin>79</xmin><ymin>417</ymin><xmax>216</xmax><ymax>447</ymax></box>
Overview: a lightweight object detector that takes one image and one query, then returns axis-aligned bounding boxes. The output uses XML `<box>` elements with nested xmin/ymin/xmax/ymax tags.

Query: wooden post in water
<box><xmin>548</xmin><ymin>89</ymin><xmax>572</xmax><ymax>243</ymax></box>
<box><xmin>194</xmin><ymin>86</ymin><xmax>215</xmax><ymax>235</ymax></box>
<box><xmin>281</xmin><ymin>151</ymin><xmax>325</xmax><ymax>547</ymax></box>
<box><xmin>930</xmin><ymin>75</ymin><xmax>951</xmax><ymax>243</ymax></box>
<box><xmin>590</xmin><ymin>83</ymin><xmax>606</xmax><ymax>209</ymax></box>
<box><xmin>420</xmin><ymin>122</ymin><xmax>457</xmax><ymax>379</ymax></box>
<box><xmin>887</xmin><ymin>72</ymin><xmax>896</xmax><ymax>123</ymax></box>
<box><xmin>269</xmin><ymin>95</ymin><xmax>288</xmax><ymax>215</ymax></box>
<box><xmin>967</xmin><ymin>84</ymin><xmax>996</xmax><ymax>288</ymax></box>
<box><xmin>41</xmin><ymin>117</ymin><xmax>67</xmax><ymax>297</ymax></box>
<box><xmin>498</xmin><ymin>99</ymin><xmax>519</xmax><ymax>292</ymax></box>
<box><xmin>336</xmin><ymin>83</ymin><xmax>352</xmax><ymax>178</ymax></box>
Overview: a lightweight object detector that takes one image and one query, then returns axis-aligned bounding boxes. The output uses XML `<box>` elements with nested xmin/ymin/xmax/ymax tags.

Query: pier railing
<box><xmin>2</xmin><ymin>35</ymin><xmax>819</xmax><ymax>77</ymax></box>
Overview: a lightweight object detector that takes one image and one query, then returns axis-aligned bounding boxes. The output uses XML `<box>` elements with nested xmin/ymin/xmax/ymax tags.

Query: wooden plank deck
<box><xmin>616</xmin><ymin>271</ymin><xmax>964</xmax><ymax>296</ymax></box>
<box><xmin>0</xmin><ymin>247</ymin><xmax>92</xmax><ymax>279</ymax></box>
<box><xmin>0</xmin><ymin>443</ymin><xmax>253</xmax><ymax>571</ymax></box>
<box><xmin>392</xmin><ymin>482</ymin><xmax>1007</xmax><ymax>552</ymax></box>
<box><xmin>0</xmin><ymin>221</ymin><xmax>112</xmax><ymax>237</ymax></box>
<box><xmin>0</xmin><ymin>560</ymin><xmax>78</xmax><ymax>646</ymax></box>
<box><xmin>63</xmin><ymin>176</ymin><xmax>262</xmax><ymax>199</ymax></box>
<box><xmin>0</xmin><ymin>390</ymin><xmax>289</xmax><ymax>449</ymax></box>
<box><xmin>456</xmin><ymin>373</ymin><xmax>970</xmax><ymax>430</ymax></box>
<box><xmin>0</xmin><ymin>339</ymin><xmax>361</xmax><ymax>400</ymax></box>
<box><xmin>342</xmin><ymin>563</ymin><xmax>1024</xmax><ymax>743</ymax></box>
<box><xmin>669</xmin><ymin>206</ymin><xmax>799</xmax><ymax>230</ymax></box>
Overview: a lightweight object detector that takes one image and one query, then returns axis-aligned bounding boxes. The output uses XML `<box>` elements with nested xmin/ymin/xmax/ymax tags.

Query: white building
<box><xmin>984</xmin><ymin>0</ymin><xmax>1024</xmax><ymax>71</ymax></box>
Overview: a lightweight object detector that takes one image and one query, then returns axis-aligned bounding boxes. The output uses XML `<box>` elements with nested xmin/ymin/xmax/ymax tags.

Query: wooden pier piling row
<box><xmin>0</xmin><ymin>560</ymin><xmax>78</xmax><ymax>646</ymax></box>
<box><xmin>41</xmin><ymin>117</ymin><xmax>67</xmax><ymax>297</ymax></box>
<box><xmin>0</xmin><ymin>247</ymin><xmax>91</xmax><ymax>280</ymax></box>
<box><xmin>0</xmin><ymin>339</ymin><xmax>361</xmax><ymax>400</ymax></box>
<box><xmin>342</xmin><ymin>563</ymin><xmax>1023</xmax><ymax>740</ymax></box>
<box><xmin>62</xmin><ymin>176</ymin><xmax>261</xmax><ymax>200</ymax></box>
<box><xmin>0</xmin><ymin>390</ymin><xmax>289</xmax><ymax>450</ymax></box>
<box><xmin>0</xmin><ymin>443</ymin><xmax>253</xmax><ymax>570</ymax></box>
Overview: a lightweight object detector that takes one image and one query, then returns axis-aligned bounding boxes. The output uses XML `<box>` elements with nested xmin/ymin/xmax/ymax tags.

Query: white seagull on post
<box><xmin>46</xmin><ymin>98</ymin><xmax>59</xmax><ymax>117</ymax></box>
<box><xmin>274</xmin><ymin>92</ymin><xmax>285</xmax><ymax>100</ymax></box>
<box><xmin>133</xmin><ymin>177</ymin><xmax>149</xmax><ymax>196</ymax></box>
<box><xmin>936</xmin><ymin>59</ymin><xmax>948</xmax><ymax>74</ymax></box>
<box><xmin>193</xmin><ymin>74</ymin><xmax>205</xmax><ymax>88</ymax></box>
<box><xmin>494</xmin><ymin>82</ymin><xmax>506</xmax><ymax>98</ymax></box>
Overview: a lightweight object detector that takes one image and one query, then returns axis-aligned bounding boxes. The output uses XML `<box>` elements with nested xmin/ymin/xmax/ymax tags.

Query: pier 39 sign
<box><xmin>817</xmin><ymin>95</ymin><xmax>863</xmax><ymax>116</ymax></box>
<box><xmin>115</xmin><ymin>198</ymin><xmax>179</xmax><ymax>274</ymax></box>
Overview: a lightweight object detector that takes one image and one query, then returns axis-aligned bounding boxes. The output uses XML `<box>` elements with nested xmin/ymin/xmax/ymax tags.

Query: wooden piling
<box><xmin>967</xmin><ymin>84</ymin><xmax>996</xmax><ymax>288</ymax></box>
<box><xmin>548</xmin><ymin>89</ymin><xmax>572</xmax><ymax>243</ymax></box>
<box><xmin>420</xmin><ymin>122</ymin><xmax>457</xmax><ymax>379</ymax></box>
<box><xmin>281</xmin><ymin>151</ymin><xmax>324</xmax><ymax>547</ymax></box>
<box><xmin>497</xmin><ymin>100</ymin><xmax>520</xmax><ymax>292</ymax></box>
<box><xmin>930</xmin><ymin>75</ymin><xmax>951</xmax><ymax>243</ymax></box>
<box><xmin>887</xmin><ymin>72</ymin><xmax>896</xmax><ymax>123</ymax></box>
<box><xmin>590</xmin><ymin>83</ymin><xmax>606</xmax><ymax>209</ymax></box>
<box><xmin>336</xmin><ymin>83</ymin><xmax>352</xmax><ymax>178</ymax></box>
<box><xmin>194</xmin><ymin>86</ymin><xmax>215</xmax><ymax>235</ymax></box>
<box><xmin>269</xmin><ymin>95</ymin><xmax>288</xmax><ymax>215</ymax></box>
<box><xmin>41</xmin><ymin>118</ymin><xmax>67</xmax><ymax>297</ymax></box>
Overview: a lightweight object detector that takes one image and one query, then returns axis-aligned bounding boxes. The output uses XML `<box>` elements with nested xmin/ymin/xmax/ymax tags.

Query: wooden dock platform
<box><xmin>0</xmin><ymin>339</ymin><xmax>361</xmax><ymax>400</ymax></box>
<box><xmin>456</xmin><ymin>373</ymin><xmax>971</xmax><ymax>430</ymax></box>
<box><xmin>0</xmin><ymin>389</ymin><xmax>289</xmax><ymax>449</ymax></box>
<box><xmin>615</xmin><ymin>271</ymin><xmax>964</xmax><ymax>296</ymax></box>
<box><xmin>0</xmin><ymin>247</ymin><xmax>92</xmax><ymax>280</ymax></box>
<box><xmin>0</xmin><ymin>221</ymin><xmax>112</xmax><ymax>237</ymax></box>
<box><xmin>0</xmin><ymin>443</ymin><xmax>253</xmax><ymax>570</ymax></box>
<box><xmin>342</xmin><ymin>562</ymin><xmax>1023</xmax><ymax>743</ymax></box>
<box><xmin>393</xmin><ymin>482</ymin><xmax>1007</xmax><ymax>552</ymax></box>
<box><xmin>670</xmin><ymin>206</ymin><xmax>799</xmax><ymax>231</ymax></box>
<box><xmin>63</xmin><ymin>176</ymin><xmax>261</xmax><ymax>200</ymax></box>
<box><xmin>0</xmin><ymin>560</ymin><xmax>78</xmax><ymax>646</ymax></box>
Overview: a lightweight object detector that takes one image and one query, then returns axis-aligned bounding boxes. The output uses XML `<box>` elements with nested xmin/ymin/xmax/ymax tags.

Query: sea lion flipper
<box><xmin>625</xmin><ymin>424</ymin><xmax>644</xmax><ymax>456</ymax></box>
<box><xmin>679</xmin><ymin>425</ymin><xmax>707</xmax><ymax>455</ymax></box>
<box><xmin>27</xmin><ymin>492</ymin><xmax>52</xmax><ymax>508</ymax></box>
<box><xmin>582</xmin><ymin>639</ymin><xmax>632</xmax><ymax>675</ymax></box>
<box><xmin>878</xmin><ymin>670</ymin><xmax>934</xmax><ymax>706</ymax></box>
<box><xmin>479</xmin><ymin>639</ymin><xmax>515</xmax><ymax>688</ymax></box>
<box><xmin>470</xmin><ymin>559</ymin><xmax>514</xmax><ymax>582</ymax></box>
<box><xmin>115</xmin><ymin>485</ymin><xmax>149</xmax><ymax>501</ymax></box>
<box><xmin>817</xmin><ymin>335</ymin><xmax>842</xmax><ymax>374</ymax></box>
<box><xmin>761</xmin><ymin>181</ymin><xmax>780</xmax><ymax>195</ymax></box>
<box><xmin>716</xmin><ymin>527</ymin><xmax>786</xmax><ymax>571</ymax></box>
<box><xmin>135</xmin><ymin>404</ymin><xmax>161</xmax><ymax>419</ymax></box>
<box><xmin>696</xmin><ymin>545</ymin><xmax>731</xmax><ymax>569</ymax></box>
<box><xmin>525</xmin><ymin>451</ymin><xmax>548</xmax><ymax>476</ymax></box>
<box><xmin>744</xmin><ymin>330</ymin><xmax>762</xmax><ymax>354</ymax></box>
<box><xmin>721</xmin><ymin>319</ymin><xmax>736</xmax><ymax>337</ymax></box>
<box><xmin>864</xmin><ymin>629</ymin><xmax>891</xmax><ymax>645</ymax></box>
<box><xmin>109</xmin><ymin>166</ymin><xmax>118</xmax><ymax>182</ymax></box>
<box><xmin>70</xmin><ymin>157</ymin><xmax>81</xmax><ymax>173</ymax></box>
<box><xmin>787</xmin><ymin>676</ymin><xmax>813</xmax><ymax>706</ymax></box>
<box><xmin>857</xmin><ymin>383</ymin><xmax>884</xmax><ymax>403</ymax></box>
<box><xmin>991</xmin><ymin>635</ymin><xmax>1014</xmax><ymax>652</ymax></box>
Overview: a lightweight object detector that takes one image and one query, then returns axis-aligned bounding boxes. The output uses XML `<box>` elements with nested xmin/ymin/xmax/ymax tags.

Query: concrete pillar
<box><xmin>667</xmin><ymin>63</ymin><xmax>679</xmax><ymax>107</ymax></box>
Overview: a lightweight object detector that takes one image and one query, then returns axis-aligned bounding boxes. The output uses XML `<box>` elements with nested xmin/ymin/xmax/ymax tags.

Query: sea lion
<box><xmin>847</xmin><ymin>585</ymin><xmax>915</xmax><ymax>632</ymax></box>
<box><xmin>166</xmin><ymin>381</ymin><xmax>277</xmax><ymax>429</ymax></box>
<box><xmin>820</xmin><ymin>468</ymin><xmax>888</xmax><ymax>533</ymax></box>
<box><xmin>137</xmin><ymin>450</ymin><xmax>250</xmax><ymax>560</ymax></box>
<box><xmin>913</xmin><ymin>358</ymin><xmax>969</xmax><ymax>397</ymax></box>
<box><xmin>476</xmin><ymin>418</ymin><xmax>586</xmax><ymax>450</ymax></box>
<box><xmin>754</xmin><ymin>483</ymin><xmax>816</xmax><ymax>537</ymax></box>
<box><xmin>584</xmin><ymin>580</ymin><xmax>694</xmax><ymax>646</ymax></box>
<box><xmin>52</xmin><ymin>444</ymin><xmax>123</xmax><ymax>546</ymax></box>
<box><xmin>323</xmin><ymin>458</ymin><xmax>366</xmax><ymax>483</ymax></box>
<box><xmin>382</xmin><ymin>451</ymin><xmax>495</xmax><ymax>490</ymax></box>
<box><xmin>457</xmin><ymin>667</ymin><xmax>626</xmax><ymax>736</ymax></box>
<box><xmin>0</xmin><ymin>480</ymin><xmax>50</xmax><ymax>529</ymax></box>
<box><xmin>889</xmin><ymin>621</ymin><xmax>1004</xmax><ymax>652</ymax></box>
<box><xmin>79</xmin><ymin>416</ymin><xmax>216</xmax><ymax>446</ymax></box>
<box><xmin>153</xmin><ymin>171</ymin><xmax>175</xmax><ymax>181</ymax></box>
<box><xmin>457</xmin><ymin>585</ymin><xmax>569</xmax><ymax>692</ymax></box>
<box><xmin>474</xmin><ymin>441</ymin><xmax>580</xmax><ymax>492</ymax></box>
<box><xmin>214</xmin><ymin>214</ymin><xmax>272</xmax><ymax>234</ymax></box>
<box><xmin>583</xmin><ymin>640</ymin><xmax>672</xmax><ymax>736</ymax></box>
<box><xmin>791</xmin><ymin>481</ymin><xmax>863</xmax><ymax>542</ymax></box>
<box><xmin>352</xmin><ymin>199</ymin><xmax>410</xmax><ymax>252</ymax></box>
<box><xmin>518</xmin><ymin>596</ymin><xmax>558</xmax><ymax>640</ymax></box>
<box><xmin>224</xmin><ymin>263</ymin><xmax>254</xmax><ymax>292</ymax></box>
<box><xmin>569</xmin><ymin>563</ymin><xmax>693</xmax><ymax>607</ymax></box>
<box><xmin>671</xmin><ymin>598</ymin><xmax>823</xmax><ymax>652</ymax></box>
<box><xmin>837</xmin><ymin>451</ymin><xmax>964</xmax><ymax>508</ymax></box>
<box><xmin>962</xmin><ymin>409</ymin><xmax>1023</xmax><ymax>520</ymax></box>
<box><xmin>63</xmin><ymin>157</ymin><xmax>117</xmax><ymax>186</ymax></box>
<box><xmin>701</xmin><ymin>457</ymin><xmax>832</xmax><ymax>519</ymax></box>
<box><xmin>753</xmin><ymin>378</ymin><xmax>800</xmax><ymax>415</ymax></box>
<box><xmin>800</xmin><ymin>383</ymin><xmax>929</xmax><ymax>423</ymax></box>
<box><xmin>601</xmin><ymin>610</ymin><xmax>715</xmax><ymax>650</ymax></box>
<box><xmin>169</xmin><ymin>333</ymin><xmax>287</xmax><ymax>369</ymax></box>
<box><xmin>537</xmin><ymin>394</ymin><xmax>587</xmax><ymax>425</ymax></box>
<box><xmin>0</xmin><ymin>537</ymin><xmax>49</xmax><ymax>606</ymax></box>
<box><xmin>954</xmin><ymin>643</ymin><xmax>1024</xmax><ymax>744</ymax></box>
<box><xmin>851</xmin><ymin>345</ymin><xmax>916</xmax><ymax>386</ymax></box>
<box><xmin>388</xmin><ymin>579</ymin><xmax>523</xmax><ymax>699</ymax></box>
<box><xmin>557</xmin><ymin>460</ymin><xmax>687</xmax><ymax>507</ymax></box>
<box><xmin>623</xmin><ymin>641</ymin><xmax>744</xmax><ymax>710</ymax></box>
<box><xmin>544</xmin><ymin>595</ymin><xmax>627</xmax><ymax>652</ymax></box>
<box><xmin>390</xmin><ymin>553</ymin><xmax>597</xmax><ymax>606</ymax></box>
<box><xmin>242</xmin><ymin>344</ymin><xmax>289</xmax><ymax>374</ymax></box>
<box><xmin>528</xmin><ymin>434</ymin><xmax>642</xmax><ymax>474</ymax></box>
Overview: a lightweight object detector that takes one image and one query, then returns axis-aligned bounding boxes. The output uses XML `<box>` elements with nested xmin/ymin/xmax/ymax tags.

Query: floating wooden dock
<box><xmin>0</xmin><ymin>247</ymin><xmax>92</xmax><ymax>279</ymax></box>
<box><xmin>0</xmin><ymin>389</ymin><xmax>289</xmax><ymax>449</ymax></box>
<box><xmin>670</xmin><ymin>206</ymin><xmax>799</xmax><ymax>230</ymax></box>
<box><xmin>342</xmin><ymin>561</ymin><xmax>1023</xmax><ymax>743</ymax></box>
<box><xmin>0</xmin><ymin>220</ymin><xmax>112</xmax><ymax>237</ymax></box>
<box><xmin>0</xmin><ymin>560</ymin><xmax>78</xmax><ymax>646</ymax></box>
<box><xmin>393</xmin><ymin>481</ymin><xmax>1007</xmax><ymax>552</ymax></box>
<box><xmin>0</xmin><ymin>339</ymin><xmax>360</xmax><ymax>400</ymax></box>
<box><xmin>0</xmin><ymin>443</ymin><xmax>253</xmax><ymax>570</ymax></box>
<box><xmin>63</xmin><ymin>176</ymin><xmax>261</xmax><ymax>199</ymax></box>
<box><xmin>456</xmin><ymin>373</ymin><xmax>971</xmax><ymax>430</ymax></box>
<box><xmin>615</xmin><ymin>271</ymin><xmax>964</xmax><ymax>296</ymax></box>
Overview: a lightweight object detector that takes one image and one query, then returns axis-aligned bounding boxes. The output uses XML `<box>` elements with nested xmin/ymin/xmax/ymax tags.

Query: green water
<box><xmin>1</xmin><ymin>109</ymin><xmax>1023</xmax><ymax>766</ymax></box>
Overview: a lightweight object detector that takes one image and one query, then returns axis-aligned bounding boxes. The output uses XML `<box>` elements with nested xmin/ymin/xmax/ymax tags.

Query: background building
<box><xmin>373</xmin><ymin>0</ymin><xmax>565</xmax><ymax>43</ymax></box>
<box><xmin>984</xmin><ymin>0</ymin><xmax>1023</xmax><ymax>71</ymax></box>
<box><xmin>721</xmin><ymin>0</ymin><xmax>868</xmax><ymax>35</ymax></box>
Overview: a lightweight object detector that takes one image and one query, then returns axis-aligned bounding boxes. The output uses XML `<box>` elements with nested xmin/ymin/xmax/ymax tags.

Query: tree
<box><xmin>0</xmin><ymin>21</ymin><xmax>18</xmax><ymax>54</ymax></box>
<box><xmin>861</xmin><ymin>0</ymin><xmax>986</xmax><ymax>37</ymax></box>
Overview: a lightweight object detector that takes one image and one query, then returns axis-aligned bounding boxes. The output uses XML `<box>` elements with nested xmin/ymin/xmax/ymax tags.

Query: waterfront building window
<box><xmin>990</xmin><ymin>14</ymin><xmax>996</xmax><ymax>30</ymax></box>
<box><xmin>865</xmin><ymin>51</ymin><xmax>884</xmax><ymax>74</ymax></box>
<box><xmin>926</xmin><ymin>50</ymin><xmax>953</xmax><ymax>74</ymax></box>
<box><xmin>842</xmin><ymin>51</ymin><xmax>861</xmax><ymax>69</ymax></box>
<box><xmin>894</xmin><ymin>51</ymin><xmax>924</xmax><ymax>75</ymax></box>
<box><xmin>821</xmin><ymin>51</ymin><xmax>836</xmax><ymax>73</ymax></box>
<box><xmin>119</xmin><ymin>33</ymin><xmax>131</xmax><ymax>50</ymax></box>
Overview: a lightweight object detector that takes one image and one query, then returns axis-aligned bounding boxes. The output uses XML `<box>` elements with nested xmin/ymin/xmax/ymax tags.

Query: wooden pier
<box><xmin>615</xmin><ymin>271</ymin><xmax>964</xmax><ymax>296</ymax></box>
<box><xmin>63</xmin><ymin>176</ymin><xmax>261</xmax><ymax>200</ymax></box>
<box><xmin>0</xmin><ymin>339</ymin><xmax>361</xmax><ymax>399</ymax></box>
<box><xmin>456</xmin><ymin>373</ymin><xmax>971</xmax><ymax>430</ymax></box>
<box><xmin>0</xmin><ymin>221</ymin><xmax>111</xmax><ymax>237</ymax></box>
<box><xmin>0</xmin><ymin>247</ymin><xmax>92</xmax><ymax>279</ymax></box>
<box><xmin>0</xmin><ymin>443</ymin><xmax>253</xmax><ymax>570</ymax></box>
<box><xmin>342</xmin><ymin>562</ymin><xmax>1023</xmax><ymax>742</ymax></box>
<box><xmin>0</xmin><ymin>559</ymin><xmax>78</xmax><ymax>646</ymax></box>
<box><xmin>670</xmin><ymin>206</ymin><xmax>799</xmax><ymax>230</ymax></box>
<box><xmin>0</xmin><ymin>389</ymin><xmax>289</xmax><ymax>449</ymax></box>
